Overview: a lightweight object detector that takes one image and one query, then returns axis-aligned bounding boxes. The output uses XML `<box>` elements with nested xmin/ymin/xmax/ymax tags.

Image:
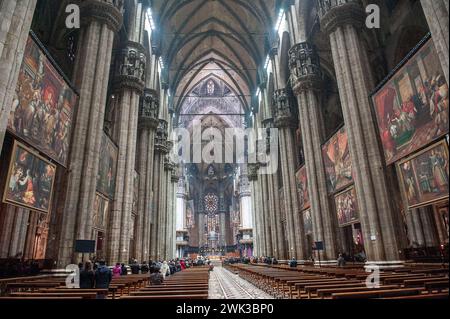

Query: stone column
<box><xmin>150</xmin><ymin>123</ymin><xmax>167</xmax><ymax>260</ymax></box>
<box><xmin>247</xmin><ymin>165</ymin><xmax>260</xmax><ymax>256</ymax></box>
<box><xmin>169</xmin><ymin>166</ymin><xmax>180</xmax><ymax>259</ymax></box>
<box><xmin>419</xmin><ymin>207</ymin><xmax>439</xmax><ymax>247</ymax></box>
<box><xmin>411</xmin><ymin>209</ymin><xmax>426</xmax><ymax>247</ymax></box>
<box><xmin>58</xmin><ymin>0</ymin><xmax>123</xmax><ymax>267</ymax></box>
<box><xmin>135</xmin><ymin>88</ymin><xmax>159</xmax><ymax>262</ymax></box>
<box><xmin>108</xmin><ymin>40</ymin><xmax>147</xmax><ymax>264</ymax></box>
<box><xmin>249</xmin><ymin>175</ymin><xmax>259</xmax><ymax>257</ymax></box>
<box><xmin>272</xmin><ymin>88</ymin><xmax>305</xmax><ymax>260</ymax></box>
<box><xmin>420</xmin><ymin>0</ymin><xmax>449</xmax><ymax>83</ymax></box>
<box><xmin>0</xmin><ymin>0</ymin><xmax>37</xmax><ymax>154</ymax></box>
<box><xmin>318</xmin><ymin>0</ymin><xmax>402</xmax><ymax>266</ymax></box>
<box><xmin>289</xmin><ymin>42</ymin><xmax>338</xmax><ymax>263</ymax></box>
<box><xmin>260</xmin><ymin>173</ymin><xmax>273</xmax><ymax>256</ymax></box>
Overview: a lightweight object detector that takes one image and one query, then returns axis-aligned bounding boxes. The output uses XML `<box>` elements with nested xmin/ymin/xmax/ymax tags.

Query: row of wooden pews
<box><xmin>225</xmin><ymin>263</ymin><xmax>449</xmax><ymax>299</ymax></box>
<box><xmin>0</xmin><ymin>273</ymin><xmax>150</xmax><ymax>299</ymax></box>
<box><xmin>121</xmin><ymin>267</ymin><xmax>210</xmax><ymax>300</ymax></box>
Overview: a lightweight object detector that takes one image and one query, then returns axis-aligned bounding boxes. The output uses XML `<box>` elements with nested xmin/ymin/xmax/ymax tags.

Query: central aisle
<box><xmin>208</xmin><ymin>263</ymin><xmax>274</xmax><ymax>299</ymax></box>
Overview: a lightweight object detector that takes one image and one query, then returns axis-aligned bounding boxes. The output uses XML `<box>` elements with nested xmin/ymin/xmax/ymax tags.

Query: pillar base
<box><xmin>364</xmin><ymin>260</ymin><xmax>405</xmax><ymax>270</ymax></box>
<box><xmin>314</xmin><ymin>260</ymin><xmax>337</xmax><ymax>267</ymax></box>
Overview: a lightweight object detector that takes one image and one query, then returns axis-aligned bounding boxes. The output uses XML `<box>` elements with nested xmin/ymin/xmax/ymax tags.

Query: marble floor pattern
<box><xmin>209</xmin><ymin>264</ymin><xmax>274</xmax><ymax>299</ymax></box>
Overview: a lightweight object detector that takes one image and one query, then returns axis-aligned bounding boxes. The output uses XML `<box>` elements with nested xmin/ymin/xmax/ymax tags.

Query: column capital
<box><xmin>272</xmin><ymin>88</ymin><xmax>297</xmax><ymax>128</ymax></box>
<box><xmin>139</xmin><ymin>88</ymin><xmax>160</xmax><ymax>130</ymax></box>
<box><xmin>289</xmin><ymin>42</ymin><xmax>322</xmax><ymax>95</ymax></box>
<box><xmin>316</xmin><ymin>0</ymin><xmax>365</xmax><ymax>35</ymax></box>
<box><xmin>155</xmin><ymin>120</ymin><xmax>169</xmax><ymax>153</ymax></box>
<box><xmin>113</xmin><ymin>41</ymin><xmax>147</xmax><ymax>93</ymax></box>
<box><xmin>80</xmin><ymin>0</ymin><xmax>124</xmax><ymax>33</ymax></box>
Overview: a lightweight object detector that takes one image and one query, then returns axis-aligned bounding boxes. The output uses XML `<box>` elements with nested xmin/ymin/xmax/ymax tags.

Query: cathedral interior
<box><xmin>0</xmin><ymin>0</ymin><xmax>449</xmax><ymax>301</ymax></box>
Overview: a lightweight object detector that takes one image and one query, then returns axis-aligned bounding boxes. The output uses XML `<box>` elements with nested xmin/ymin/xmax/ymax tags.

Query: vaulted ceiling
<box><xmin>151</xmin><ymin>0</ymin><xmax>279</xmax><ymax>113</ymax></box>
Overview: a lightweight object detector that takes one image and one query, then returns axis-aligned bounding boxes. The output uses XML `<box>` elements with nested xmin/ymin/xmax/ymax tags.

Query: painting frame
<box><xmin>303</xmin><ymin>209</ymin><xmax>313</xmax><ymax>235</ymax></box>
<box><xmin>96</xmin><ymin>132</ymin><xmax>118</xmax><ymax>199</ymax></box>
<box><xmin>322</xmin><ymin>126</ymin><xmax>353</xmax><ymax>194</ymax></box>
<box><xmin>371</xmin><ymin>33</ymin><xmax>449</xmax><ymax>165</ymax></box>
<box><xmin>3</xmin><ymin>140</ymin><xmax>57</xmax><ymax>214</ymax></box>
<box><xmin>334</xmin><ymin>186</ymin><xmax>359</xmax><ymax>227</ymax></box>
<box><xmin>295</xmin><ymin>166</ymin><xmax>311</xmax><ymax>211</ymax></box>
<box><xmin>7</xmin><ymin>33</ymin><xmax>79</xmax><ymax>167</ymax></box>
<box><xmin>396</xmin><ymin>139</ymin><xmax>449</xmax><ymax>209</ymax></box>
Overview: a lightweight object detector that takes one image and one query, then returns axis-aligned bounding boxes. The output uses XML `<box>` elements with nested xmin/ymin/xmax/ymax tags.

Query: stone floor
<box><xmin>209</xmin><ymin>264</ymin><xmax>274</xmax><ymax>299</ymax></box>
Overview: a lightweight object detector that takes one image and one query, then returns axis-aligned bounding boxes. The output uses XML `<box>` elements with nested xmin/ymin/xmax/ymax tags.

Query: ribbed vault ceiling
<box><xmin>152</xmin><ymin>0</ymin><xmax>278</xmax><ymax>113</ymax></box>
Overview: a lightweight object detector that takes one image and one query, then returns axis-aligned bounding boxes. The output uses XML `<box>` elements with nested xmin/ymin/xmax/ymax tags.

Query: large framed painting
<box><xmin>322</xmin><ymin>127</ymin><xmax>353</xmax><ymax>193</ymax></box>
<box><xmin>303</xmin><ymin>209</ymin><xmax>313</xmax><ymax>235</ymax></box>
<box><xmin>372</xmin><ymin>35</ymin><xmax>449</xmax><ymax>165</ymax></box>
<box><xmin>296</xmin><ymin>166</ymin><xmax>310</xmax><ymax>211</ymax></box>
<box><xmin>7</xmin><ymin>34</ymin><xmax>78</xmax><ymax>166</ymax></box>
<box><xmin>93</xmin><ymin>192</ymin><xmax>110</xmax><ymax>230</ymax></box>
<box><xmin>397</xmin><ymin>140</ymin><xmax>449</xmax><ymax>209</ymax></box>
<box><xmin>96</xmin><ymin>133</ymin><xmax>118</xmax><ymax>198</ymax></box>
<box><xmin>3</xmin><ymin>141</ymin><xmax>56</xmax><ymax>213</ymax></box>
<box><xmin>335</xmin><ymin>186</ymin><xmax>359</xmax><ymax>227</ymax></box>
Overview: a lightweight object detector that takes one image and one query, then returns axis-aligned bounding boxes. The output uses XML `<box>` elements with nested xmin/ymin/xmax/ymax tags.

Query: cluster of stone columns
<box><xmin>135</xmin><ymin>88</ymin><xmax>159</xmax><ymax>262</ymax></box>
<box><xmin>58</xmin><ymin>0</ymin><xmax>123</xmax><ymax>267</ymax></box>
<box><xmin>289</xmin><ymin>42</ymin><xmax>338</xmax><ymax>263</ymax></box>
<box><xmin>272</xmin><ymin>88</ymin><xmax>305</xmax><ymax>260</ymax></box>
<box><xmin>317</xmin><ymin>0</ymin><xmax>403</xmax><ymax>265</ymax></box>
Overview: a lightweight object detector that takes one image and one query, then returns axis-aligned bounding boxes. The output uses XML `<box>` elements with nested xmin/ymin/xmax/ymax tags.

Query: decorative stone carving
<box><xmin>139</xmin><ymin>88</ymin><xmax>160</xmax><ymax>129</ymax></box>
<box><xmin>289</xmin><ymin>42</ymin><xmax>322</xmax><ymax>95</ymax></box>
<box><xmin>247</xmin><ymin>164</ymin><xmax>259</xmax><ymax>182</ymax></box>
<box><xmin>114</xmin><ymin>41</ymin><xmax>147</xmax><ymax>93</ymax></box>
<box><xmin>272</xmin><ymin>88</ymin><xmax>297</xmax><ymax>128</ymax></box>
<box><xmin>80</xmin><ymin>0</ymin><xmax>124</xmax><ymax>33</ymax></box>
<box><xmin>316</xmin><ymin>0</ymin><xmax>365</xmax><ymax>35</ymax></box>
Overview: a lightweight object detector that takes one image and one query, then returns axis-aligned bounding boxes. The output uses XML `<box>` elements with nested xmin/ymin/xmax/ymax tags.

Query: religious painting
<box><xmin>322</xmin><ymin>127</ymin><xmax>353</xmax><ymax>193</ymax></box>
<box><xmin>397</xmin><ymin>140</ymin><xmax>449</xmax><ymax>209</ymax></box>
<box><xmin>295</xmin><ymin>166</ymin><xmax>310</xmax><ymax>211</ymax></box>
<box><xmin>334</xmin><ymin>187</ymin><xmax>359</xmax><ymax>227</ymax></box>
<box><xmin>303</xmin><ymin>209</ymin><xmax>313</xmax><ymax>235</ymax></box>
<box><xmin>34</xmin><ymin>212</ymin><xmax>50</xmax><ymax>259</ymax></box>
<box><xmin>96</xmin><ymin>133</ymin><xmax>118</xmax><ymax>198</ymax></box>
<box><xmin>372</xmin><ymin>36</ymin><xmax>449</xmax><ymax>165</ymax></box>
<box><xmin>3</xmin><ymin>141</ymin><xmax>56</xmax><ymax>213</ymax></box>
<box><xmin>7</xmin><ymin>35</ymin><xmax>78</xmax><ymax>166</ymax></box>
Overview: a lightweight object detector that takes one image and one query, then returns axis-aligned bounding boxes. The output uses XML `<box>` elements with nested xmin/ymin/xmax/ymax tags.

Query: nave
<box><xmin>0</xmin><ymin>260</ymin><xmax>448</xmax><ymax>300</ymax></box>
<box><xmin>0</xmin><ymin>0</ymin><xmax>449</xmax><ymax>302</ymax></box>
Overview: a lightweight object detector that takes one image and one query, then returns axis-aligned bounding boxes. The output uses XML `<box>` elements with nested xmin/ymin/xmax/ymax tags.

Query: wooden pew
<box><xmin>331</xmin><ymin>287</ymin><xmax>426</xmax><ymax>299</ymax></box>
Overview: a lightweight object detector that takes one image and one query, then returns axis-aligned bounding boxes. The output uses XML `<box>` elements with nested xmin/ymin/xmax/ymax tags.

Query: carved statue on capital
<box><xmin>272</xmin><ymin>88</ymin><xmax>297</xmax><ymax>128</ymax></box>
<box><xmin>114</xmin><ymin>41</ymin><xmax>147</xmax><ymax>93</ymax></box>
<box><xmin>289</xmin><ymin>42</ymin><xmax>322</xmax><ymax>95</ymax></box>
<box><xmin>139</xmin><ymin>88</ymin><xmax>160</xmax><ymax>129</ymax></box>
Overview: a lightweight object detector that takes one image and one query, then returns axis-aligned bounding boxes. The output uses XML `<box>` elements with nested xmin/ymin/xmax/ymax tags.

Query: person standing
<box><xmin>112</xmin><ymin>263</ymin><xmax>122</xmax><ymax>278</ymax></box>
<box><xmin>80</xmin><ymin>261</ymin><xmax>95</xmax><ymax>289</ymax></box>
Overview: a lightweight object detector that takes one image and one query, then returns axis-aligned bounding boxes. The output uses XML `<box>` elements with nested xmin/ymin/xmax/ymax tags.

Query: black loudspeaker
<box><xmin>74</xmin><ymin>240</ymin><xmax>96</xmax><ymax>253</ymax></box>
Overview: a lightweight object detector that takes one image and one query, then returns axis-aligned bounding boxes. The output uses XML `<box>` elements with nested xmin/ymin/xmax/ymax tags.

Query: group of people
<box><xmin>77</xmin><ymin>258</ymin><xmax>197</xmax><ymax>290</ymax></box>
